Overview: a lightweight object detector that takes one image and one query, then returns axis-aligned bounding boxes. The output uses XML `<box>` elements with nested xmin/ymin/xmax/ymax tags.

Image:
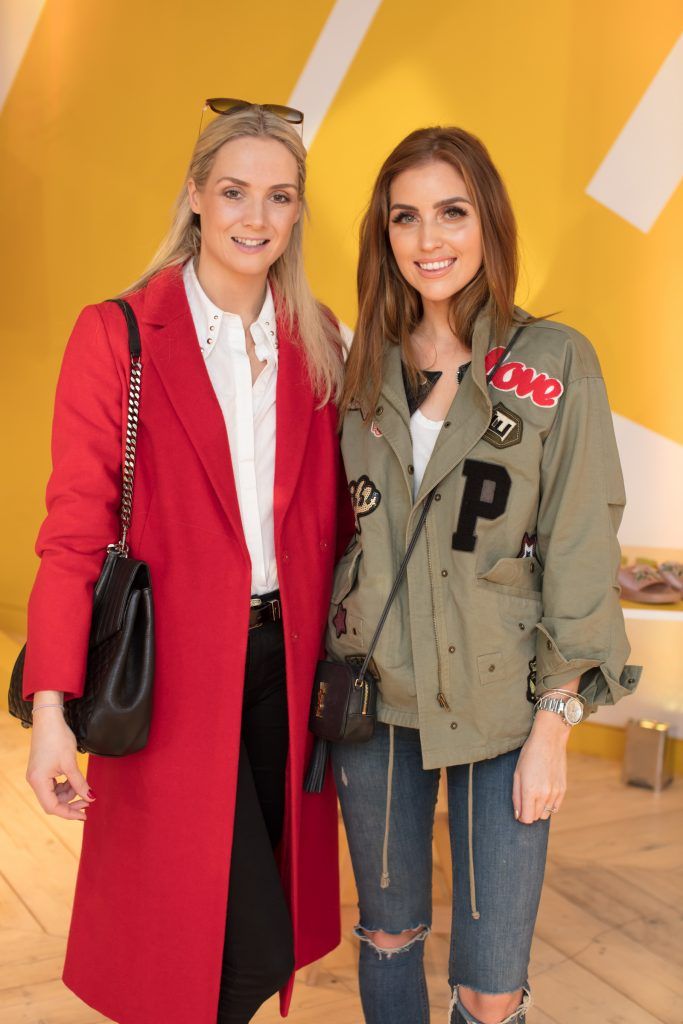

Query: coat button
<box><xmin>546</xmin><ymin>640</ymin><xmax>552</xmax><ymax>650</ymax></box>
<box><xmin>291</xmin><ymin>632</ymin><xmax>299</xmax><ymax>641</ymax></box>
<box><xmin>376</xmin><ymin>405</ymin><xmax>384</xmax><ymax>416</ymax></box>
<box><xmin>448</xmin><ymin>645</ymin><xmax>456</xmax><ymax>653</ymax></box>
<box><xmin>434</xmin><ymin>494</ymin><xmax>442</xmax><ymax>501</ymax></box>
<box><xmin>488</xmin><ymin>664</ymin><xmax>495</xmax><ymax>672</ymax></box>
<box><xmin>320</xmin><ymin>540</ymin><xmax>328</xmax><ymax>551</ymax></box>
<box><xmin>441</xmin><ymin>569</ymin><xmax>448</xmax><ymax>577</ymax></box>
<box><xmin>450</xmin><ymin>721</ymin><xmax>458</xmax><ymax>729</ymax></box>
<box><xmin>407</xmin><ymin>464</ymin><xmax>414</xmax><ymax>475</ymax></box>
<box><xmin>444</xmin><ymin>421</ymin><xmax>452</xmax><ymax>428</ymax></box>
<box><xmin>518</xmin><ymin>622</ymin><xmax>526</xmax><ymax>631</ymax></box>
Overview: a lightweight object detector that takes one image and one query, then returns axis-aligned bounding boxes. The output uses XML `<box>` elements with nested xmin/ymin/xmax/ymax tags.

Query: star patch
<box><xmin>483</xmin><ymin>403</ymin><xmax>523</xmax><ymax>449</ymax></box>
<box><xmin>332</xmin><ymin>603</ymin><xmax>348</xmax><ymax>638</ymax></box>
<box><xmin>518</xmin><ymin>532</ymin><xmax>537</xmax><ymax>559</ymax></box>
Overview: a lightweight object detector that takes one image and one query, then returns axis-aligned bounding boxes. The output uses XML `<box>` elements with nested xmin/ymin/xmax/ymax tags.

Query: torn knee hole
<box><xmin>355</xmin><ymin>925</ymin><xmax>429</xmax><ymax>958</ymax></box>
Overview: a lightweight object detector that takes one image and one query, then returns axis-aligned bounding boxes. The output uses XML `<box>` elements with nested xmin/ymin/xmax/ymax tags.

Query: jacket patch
<box><xmin>484</xmin><ymin>404</ymin><xmax>523</xmax><ymax>449</ymax></box>
<box><xmin>370</xmin><ymin>420</ymin><xmax>383</xmax><ymax>438</ymax></box>
<box><xmin>485</xmin><ymin>347</ymin><xmax>564</xmax><ymax>408</ymax></box>
<box><xmin>349</xmin><ymin>475</ymin><xmax>382</xmax><ymax>534</ymax></box>
<box><xmin>332</xmin><ymin>603</ymin><xmax>348</xmax><ymax>638</ymax></box>
<box><xmin>526</xmin><ymin>658</ymin><xmax>537</xmax><ymax>702</ymax></box>
<box><xmin>452</xmin><ymin>459</ymin><xmax>511</xmax><ymax>552</ymax></box>
<box><xmin>518</xmin><ymin>532</ymin><xmax>538</xmax><ymax>559</ymax></box>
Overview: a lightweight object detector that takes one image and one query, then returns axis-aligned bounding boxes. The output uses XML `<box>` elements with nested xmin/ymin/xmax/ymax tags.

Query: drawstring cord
<box><xmin>467</xmin><ymin>762</ymin><xmax>480</xmax><ymax>920</ymax></box>
<box><xmin>380</xmin><ymin>725</ymin><xmax>395</xmax><ymax>888</ymax></box>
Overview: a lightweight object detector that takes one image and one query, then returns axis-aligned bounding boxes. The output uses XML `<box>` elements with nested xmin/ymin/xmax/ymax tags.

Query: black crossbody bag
<box><xmin>304</xmin><ymin>325</ymin><xmax>527</xmax><ymax>793</ymax></box>
<box><xmin>8</xmin><ymin>299</ymin><xmax>155</xmax><ymax>757</ymax></box>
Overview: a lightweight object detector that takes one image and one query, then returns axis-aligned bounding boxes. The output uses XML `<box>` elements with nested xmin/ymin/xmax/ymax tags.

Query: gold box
<box><xmin>622</xmin><ymin>719</ymin><xmax>674</xmax><ymax>791</ymax></box>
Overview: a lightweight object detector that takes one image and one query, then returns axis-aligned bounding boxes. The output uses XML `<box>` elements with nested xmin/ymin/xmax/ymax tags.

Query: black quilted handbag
<box><xmin>8</xmin><ymin>299</ymin><xmax>154</xmax><ymax>757</ymax></box>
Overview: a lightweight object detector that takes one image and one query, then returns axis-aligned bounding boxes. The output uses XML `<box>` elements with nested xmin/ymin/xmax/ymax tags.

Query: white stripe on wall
<box><xmin>586</xmin><ymin>33</ymin><xmax>683</xmax><ymax>232</ymax></box>
<box><xmin>614</xmin><ymin>412</ymin><xmax>683</xmax><ymax>549</ymax></box>
<box><xmin>0</xmin><ymin>0</ymin><xmax>46</xmax><ymax>111</ymax></box>
<box><xmin>288</xmin><ymin>0</ymin><xmax>383</xmax><ymax>149</ymax></box>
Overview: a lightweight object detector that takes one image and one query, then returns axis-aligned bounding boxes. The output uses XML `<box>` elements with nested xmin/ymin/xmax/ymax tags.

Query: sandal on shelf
<box><xmin>658</xmin><ymin>561</ymin><xmax>683</xmax><ymax>593</ymax></box>
<box><xmin>618</xmin><ymin>564</ymin><xmax>680</xmax><ymax>604</ymax></box>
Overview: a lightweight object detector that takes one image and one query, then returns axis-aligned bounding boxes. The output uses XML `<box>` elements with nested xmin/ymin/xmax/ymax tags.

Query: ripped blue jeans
<box><xmin>332</xmin><ymin>724</ymin><xmax>549</xmax><ymax>1024</ymax></box>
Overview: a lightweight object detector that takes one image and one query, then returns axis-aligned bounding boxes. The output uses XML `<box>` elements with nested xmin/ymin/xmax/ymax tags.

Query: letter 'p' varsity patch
<box><xmin>483</xmin><ymin>404</ymin><xmax>523</xmax><ymax>449</ymax></box>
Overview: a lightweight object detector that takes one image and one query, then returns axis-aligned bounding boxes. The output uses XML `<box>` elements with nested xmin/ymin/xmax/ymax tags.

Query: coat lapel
<box><xmin>140</xmin><ymin>267</ymin><xmax>248</xmax><ymax>554</ymax></box>
<box><xmin>272</xmin><ymin>314</ymin><xmax>314</xmax><ymax>541</ymax></box>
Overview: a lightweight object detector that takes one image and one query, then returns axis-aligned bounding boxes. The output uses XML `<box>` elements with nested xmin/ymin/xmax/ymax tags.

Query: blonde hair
<box><xmin>128</xmin><ymin>107</ymin><xmax>343</xmax><ymax>403</ymax></box>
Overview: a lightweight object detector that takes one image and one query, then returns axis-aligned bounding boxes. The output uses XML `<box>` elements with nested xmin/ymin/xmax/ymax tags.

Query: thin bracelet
<box><xmin>535</xmin><ymin>689</ymin><xmax>585</xmax><ymax>704</ymax></box>
<box><xmin>32</xmin><ymin>703</ymin><xmax>65</xmax><ymax>712</ymax></box>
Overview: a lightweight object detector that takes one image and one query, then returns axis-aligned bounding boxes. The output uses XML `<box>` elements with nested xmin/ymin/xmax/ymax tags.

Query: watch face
<box><xmin>565</xmin><ymin>697</ymin><xmax>583</xmax><ymax>725</ymax></box>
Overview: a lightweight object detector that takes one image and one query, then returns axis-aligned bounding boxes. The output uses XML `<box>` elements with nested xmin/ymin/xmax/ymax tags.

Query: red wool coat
<box><xmin>23</xmin><ymin>266</ymin><xmax>353</xmax><ymax>1024</ymax></box>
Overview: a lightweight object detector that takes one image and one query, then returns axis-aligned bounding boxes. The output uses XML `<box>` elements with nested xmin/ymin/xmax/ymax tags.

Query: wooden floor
<box><xmin>1</xmin><ymin>712</ymin><xmax>682</xmax><ymax>1024</ymax></box>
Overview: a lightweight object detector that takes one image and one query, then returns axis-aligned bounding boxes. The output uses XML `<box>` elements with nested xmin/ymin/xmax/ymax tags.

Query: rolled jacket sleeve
<box><xmin>535</xmin><ymin>372</ymin><xmax>641</xmax><ymax>709</ymax></box>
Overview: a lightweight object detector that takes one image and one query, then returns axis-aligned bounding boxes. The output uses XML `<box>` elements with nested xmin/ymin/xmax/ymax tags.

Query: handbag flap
<box><xmin>91</xmin><ymin>554</ymin><xmax>151</xmax><ymax>645</ymax></box>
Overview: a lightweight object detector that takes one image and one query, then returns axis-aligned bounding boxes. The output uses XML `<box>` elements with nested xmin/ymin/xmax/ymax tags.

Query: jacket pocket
<box><xmin>327</xmin><ymin>543</ymin><xmax>364</xmax><ymax>653</ymax></box>
<box><xmin>476</xmin><ymin>651</ymin><xmax>509</xmax><ymax>687</ymax></box>
<box><xmin>476</xmin><ymin>556</ymin><xmax>542</xmax><ymax>600</ymax></box>
<box><xmin>331</xmin><ymin>541</ymin><xmax>362</xmax><ymax>605</ymax></box>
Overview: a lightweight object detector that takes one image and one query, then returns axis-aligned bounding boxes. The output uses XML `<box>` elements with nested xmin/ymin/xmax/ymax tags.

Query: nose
<box><xmin>243</xmin><ymin>198</ymin><xmax>267</xmax><ymax>230</ymax></box>
<box><xmin>417</xmin><ymin>219</ymin><xmax>443</xmax><ymax>253</ymax></box>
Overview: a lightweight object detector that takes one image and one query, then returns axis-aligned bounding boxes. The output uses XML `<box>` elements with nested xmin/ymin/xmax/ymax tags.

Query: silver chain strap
<box><xmin>114</xmin><ymin>354</ymin><xmax>142</xmax><ymax>556</ymax></box>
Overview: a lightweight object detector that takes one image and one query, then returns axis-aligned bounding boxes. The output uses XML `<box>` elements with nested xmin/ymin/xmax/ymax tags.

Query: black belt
<box><xmin>249</xmin><ymin>590</ymin><xmax>282</xmax><ymax>630</ymax></box>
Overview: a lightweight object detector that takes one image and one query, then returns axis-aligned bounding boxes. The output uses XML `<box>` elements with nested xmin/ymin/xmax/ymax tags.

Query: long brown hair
<box><xmin>341</xmin><ymin>126</ymin><xmax>524</xmax><ymax>419</ymax></box>
<box><xmin>127</xmin><ymin>107</ymin><xmax>343</xmax><ymax>404</ymax></box>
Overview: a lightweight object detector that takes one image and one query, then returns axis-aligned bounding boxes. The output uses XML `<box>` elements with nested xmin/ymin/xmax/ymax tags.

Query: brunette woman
<box><xmin>326</xmin><ymin>127</ymin><xmax>639</xmax><ymax>1024</ymax></box>
<box><xmin>23</xmin><ymin>102</ymin><xmax>352</xmax><ymax>1024</ymax></box>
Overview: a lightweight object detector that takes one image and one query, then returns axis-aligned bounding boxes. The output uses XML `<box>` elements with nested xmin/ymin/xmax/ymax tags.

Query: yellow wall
<box><xmin>1</xmin><ymin>1</ymin><xmax>682</xmax><ymax>646</ymax></box>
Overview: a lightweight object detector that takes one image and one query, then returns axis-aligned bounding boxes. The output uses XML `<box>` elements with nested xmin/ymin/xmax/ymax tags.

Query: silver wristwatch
<box><xmin>534</xmin><ymin>693</ymin><xmax>584</xmax><ymax>726</ymax></box>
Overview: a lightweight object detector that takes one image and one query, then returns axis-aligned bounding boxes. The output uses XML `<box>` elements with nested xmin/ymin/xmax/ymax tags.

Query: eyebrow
<box><xmin>216</xmin><ymin>176</ymin><xmax>298</xmax><ymax>190</ymax></box>
<box><xmin>389</xmin><ymin>195</ymin><xmax>473</xmax><ymax>212</ymax></box>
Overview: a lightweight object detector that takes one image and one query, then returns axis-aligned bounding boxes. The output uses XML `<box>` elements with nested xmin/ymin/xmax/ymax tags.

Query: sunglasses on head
<box><xmin>198</xmin><ymin>97</ymin><xmax>304</xmax><ymax>137</ymax></box>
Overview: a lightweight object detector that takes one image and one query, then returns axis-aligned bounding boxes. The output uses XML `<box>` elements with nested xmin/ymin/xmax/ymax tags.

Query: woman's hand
<box><xmin>513</xmin><ymin>709</ymin><xmax>570</xmax><ymax>824</ymax></box>
<box><xmin>26</xmin><ymin>701</ymin><xmax>95</xmax><ymax>821</ymax></box>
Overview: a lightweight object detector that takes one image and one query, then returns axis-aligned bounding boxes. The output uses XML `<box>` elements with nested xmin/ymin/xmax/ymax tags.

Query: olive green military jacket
<box><xmin>326</xmin><ymin>309</ymin><xmax>640</xmax><ymax>769</ymax></box>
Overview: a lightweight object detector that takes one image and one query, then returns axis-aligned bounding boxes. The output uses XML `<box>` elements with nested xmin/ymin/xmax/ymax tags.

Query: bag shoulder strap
<box><xmin>108</xmin><ymin>298</ymin><xmax>142</xmax><ymax>555</ymax></box>
<box><xmin>356</xmin><ymin>322</ymin><xmax>528</xmax><ymax>683</ymax></box>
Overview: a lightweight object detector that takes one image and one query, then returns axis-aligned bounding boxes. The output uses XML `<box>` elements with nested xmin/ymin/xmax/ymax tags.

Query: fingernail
<box><xmin>514</xmin><ymin>809</ymin><xmax>519</xmax><ymax>819</ymax></box>
<box><xmin>87</xmin><ymin>789</ymin><xmax>96</xmax><ymax>799</ymax></box>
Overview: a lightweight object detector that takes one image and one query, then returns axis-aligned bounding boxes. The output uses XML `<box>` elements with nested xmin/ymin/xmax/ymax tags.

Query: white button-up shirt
<box><xmin>183</xmin><ymin>259</ymin><xmax>279</xmax><ymax>595</ymax></box>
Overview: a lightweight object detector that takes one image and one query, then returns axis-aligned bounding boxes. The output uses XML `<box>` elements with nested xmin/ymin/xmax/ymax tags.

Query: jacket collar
<box><xmin>377</xmin><ymin>306</ymin><xmax>521</xmax><ymax>502</ymax></box>
<box><xmin>136</xmin><ymin>265</ymin><xmax>314</xmax><ymax>548</ymax></box>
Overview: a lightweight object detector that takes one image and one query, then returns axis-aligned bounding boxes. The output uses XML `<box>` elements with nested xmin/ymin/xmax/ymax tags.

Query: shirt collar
<box><xmin>183</xmin><ymin>259</ymin><xmax>278</xmax><ymax>363</ymax></box>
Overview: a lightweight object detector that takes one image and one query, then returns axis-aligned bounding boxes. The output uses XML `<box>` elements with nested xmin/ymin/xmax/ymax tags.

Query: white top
<box><xmin>409</xmin><ymin>407</ymin><xmax>444</xmax><ymax>498</ymax></box>
<box><xmin>183</xmin><ymin>259</ymin><xmax>279</xmax><ymax>595</ymax></box>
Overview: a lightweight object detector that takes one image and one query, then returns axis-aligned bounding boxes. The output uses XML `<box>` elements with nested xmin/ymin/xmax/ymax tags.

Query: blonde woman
<box><xmin>23</xmin><ymin>101</ymin><xmax>352</xmax><ymax>1024</ymax></box>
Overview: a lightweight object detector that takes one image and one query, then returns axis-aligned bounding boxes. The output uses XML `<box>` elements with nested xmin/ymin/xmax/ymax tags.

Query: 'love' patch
<box><xmin>485</xmin><ymin>347</ymin><xmax>564</xmax><ymax>408</ymax></box>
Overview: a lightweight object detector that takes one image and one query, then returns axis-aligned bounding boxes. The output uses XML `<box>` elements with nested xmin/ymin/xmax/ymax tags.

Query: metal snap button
<box><xmin>450</xmin><ymin>721</ymin><xmax>458</xmax><ymax>729</ymax></box>
<box><xmin>444</xmin><ymin>421</ymin><xmax>451</xmax><ymax>428</ymax></box>
<box><xmin>546</xmin><ymin>640</ymin><xmax>552</xmax><ymax>650</ymax></box>
<box><xmin>376</xmin><ymin>405</ymin><xmax>384</xmax><ymax>416</ymax></box>
<box><xmin>441</xmin><ymin>569</ymin><xmax>448</xmax><ymax>577</ymax></box>
<box><xmin>434</xmin><ymin>494</ymin><xmax>442</xmax><ymax>501</ymax></box>
<box><xmin>488</xmin><ymin>664</ymin><xmax>495</xmax><ymax>672</ymax></box>
<box><xmin>518</xmin><ymin>623</ymin><xmax>526</xmax><ymax>631</ymax></box>
<box><xmin>448</xmin><ymin>645</ymin><xmax>456</xmax><ymax>653</ymax></box>
<box><xmin>407</xmin><ymin>464</ymin><xmax>414</xmax><ymax>474</ymax></box>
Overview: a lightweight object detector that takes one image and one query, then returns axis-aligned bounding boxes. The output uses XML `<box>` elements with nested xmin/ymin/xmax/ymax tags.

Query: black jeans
<box><xmin>216</xmin><ymin>616</ymin><xmax>294</xmax><ymax>1024</ymax></box>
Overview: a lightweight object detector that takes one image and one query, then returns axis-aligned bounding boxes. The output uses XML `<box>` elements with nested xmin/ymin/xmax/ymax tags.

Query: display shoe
<box><xmin>618</xmin><ymin>564</ymin><xmax>680</xmax><ymax>604</ymax></box>
<box><xmin>658</xmin><ymin>561</ymin><xmax>683</xmax><ymax>593</ymax></box>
